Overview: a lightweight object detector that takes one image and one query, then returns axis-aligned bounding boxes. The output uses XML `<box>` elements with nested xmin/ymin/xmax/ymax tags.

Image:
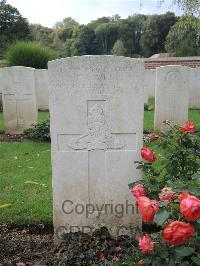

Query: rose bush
<box><xmin>131</xmin><ymin>183</ymin><xmax>146</xmax><ymax>198</ymax></box>
<box><xmin>179</xmin><ymin>193</ymin><xmax>200</xmax><ymax>221</ymax></box>
<box><xmin>180</xmin><ymin>121</ymin><xmax>196</xmax><ymax>134</ymax></box>
<box><xmin>137</xmin><ymin>196</ymin><xmax>158</xmax><ymax>222</ymax></box>
<box><xmin>139</xmin><ymin>235</ymin><xmax>154</xmax><ymax>254</ymax></box>
<box><xmin>159</xmin><ymin>187</ymin><xmax>176</xmax><ymax>202</ymax></box>
<box><xmin>129</xmin><ymin>122</ymin><xmax>200</xmax><ymax>265</ymax></box>
<box><xmin>162</xmin><ymin>221</ymin><xmax>195</xmax><ymax>246</ymax></box>
<box><xmin>132</xmin><ymin>121</ymin><xmax>200</xmax><ymax>198</ymax></box>
<box><xmin>141</xmin><ymin>147</ymin><xmax>156</xmax><ymax>163</ymax></box>
<box><xmin>130</xmin><ymin>183</ymin><xmax>200</xmax><ymax>265</ymax></box>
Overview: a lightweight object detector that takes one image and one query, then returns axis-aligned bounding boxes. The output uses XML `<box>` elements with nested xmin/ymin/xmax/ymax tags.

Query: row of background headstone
<box><xmin>1</xmin><ymin>64</ymin><xmax>200</xmax><ymax>112</ymax></box>
<box><xmin>0</xmin><ymin>60</ymin><xmax>200</xmax><ymax>135</ymax></box>
<box><xmin>1</xmin><ymin>64</ymin><xmax>200</xmax><ymax>111</ymax></box>
<box><xmin>0</xmin><ymin>68</ymin><xmax>49</xmax><ymax>111</ymax></box>
<box><xmin>144</xmin><ymin>67</ymin><xmax>200</xmax><ymax>109</ymax></box>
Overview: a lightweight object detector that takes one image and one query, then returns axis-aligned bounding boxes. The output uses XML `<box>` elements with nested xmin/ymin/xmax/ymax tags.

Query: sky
<box><xmin>7</xmin><ymin>0</ymin><xmax>182</xmax><ymax>28</ymax></box>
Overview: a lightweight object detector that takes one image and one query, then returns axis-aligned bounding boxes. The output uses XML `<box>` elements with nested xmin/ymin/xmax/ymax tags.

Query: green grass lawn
<box><xmin>144</xmin><ymin>98</ymin><xmax>200</xmax><ymax>132</ymax></box>
<box><xmin>144</xmin><ymin>108</ymin><xmax>200</xmax><ymax>132</ymax></box>
<box><xmin>0</xmin><ymin>142</ymin><xmax>52</xmax><ymax>222</ymax></box>
<box><xmin>0</xmin><ymin>103</ymin><xmax>199</xmax><ymax>223</ymax></box>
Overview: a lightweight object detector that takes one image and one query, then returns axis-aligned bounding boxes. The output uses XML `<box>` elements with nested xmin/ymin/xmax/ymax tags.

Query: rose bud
<box><xmin>151</xmin><ymin>133</ymin><xmax>157</xmax><ymax>141</ymax></box>
<box><xmin>162</xmin><ymin>221</ymin><xmax>195</xmax><ymax>246</ymax></box>
<box><xmin>141</xmin><ymin>147</ymin><xmax>156</xmax><ymax>163</ymax></box>
<box><xmin>139</xmin><ymin>235</ymin><xmax>154</xmax><ymax>254</ymax></box>
<box><xmin>178</xmin><ymin>192</ymin><xmax>190</xmax><ymax>201</ymax></box>
<box><xmin>151</xmin><ymin>199</ymin><xmax>159</xmax><ymax>213</ymax></box>
<box><xmin>99</xmin><ymin>251</ymin><xmax>105</xmax><ymax>261</ymax></box>
<box><xmin>137</xmin><ymin>196</ymin><xmax>158</xmax><ymax>223</ymax></box>
<box><xmin>138</xmin><ymin>259</ymin><xmax>145</xmax><ymax>265</ymax></box>
<box><xmin>179</xmin><ymin>121</ymin><xmax>196</xmax><ymax>134</ymax></box>
<box><xmin>159</xmin><ymin>187</ymin><xmax>176</xmax><ymax>202</ymax></box>
<box><xmin>131</xmin><ymin>183</ymin><xmax>146</xmax><ymax>199</ymax></box>
<box><xmin>179</xmin><ymin>193</ymin><xmax>200</xmax><ymax>221</ymax></box>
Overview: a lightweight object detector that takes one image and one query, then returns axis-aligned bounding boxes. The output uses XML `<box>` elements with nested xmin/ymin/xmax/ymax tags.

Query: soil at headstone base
<box><xmin>0</xmin><ymin>223</ymin><xmax>145</xmax><ymax>265</ymax></box>
<box><xmin>0</xmin><ymin>134</ymin><xmax>26</xmax><ymax>142</ymax></box>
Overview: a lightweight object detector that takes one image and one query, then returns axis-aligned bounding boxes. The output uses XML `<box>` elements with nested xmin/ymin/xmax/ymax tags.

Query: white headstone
<box><xmin>154</xmin><ymin>65</ymin><xmax>189</xmax><ymax>130</ymax></box>
<box><xmin>144</xmin><ymin>69</ymin><xmax>156</xmax><ymax>103</ymax></box>
<box><xmin>48</xmin><ymin>56</ymin><xmax>144</xmax><ymax>238</ymax></box>
<box><xmin>189</xmin><ymin>68</ymin><xmax>200</xmax><ymax>109</ymax></box>
<box><xmin>0</xmin><ymin>69</ymin><xmax>3</xmax><ymax>106</ymax></box>
<box><xmin>2</xmin><ymin>66</ymin><xmax>37</xmax><ymax>134</ymax></box>
<box><xmin>35</xmin><ymin>69</ymin><xmax>49</xmax><ymax>110</ymax></box>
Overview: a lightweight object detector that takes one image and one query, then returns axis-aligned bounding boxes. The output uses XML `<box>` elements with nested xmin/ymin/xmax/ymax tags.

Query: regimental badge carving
<box><xmin>68</xmin><ymin>104</ymin><xmax>125</xmax><ymax>150</ymax></box>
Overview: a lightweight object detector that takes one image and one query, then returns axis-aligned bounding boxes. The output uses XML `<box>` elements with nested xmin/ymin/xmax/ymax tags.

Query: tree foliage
<box><xmin>70</xmin><ymin>26</ymin><xmax>96</xmax><ymax>56</ymax></box>
<box><xmin>1</xmin><ymin>0</ymin><xmax>200</xmax><ymax>59</ymax></box>
<box><xmin>140</xmin><ymin>12</ymin><xmax>177</xmax><ymax>56</ymax></box>
<box><xmin>159</xmin><ymin>0</ymin><xmax>200</xmax><ymax>17</ymax></box>
<box><xmin>112</xmin><ymin>40</ymin><xmax>126</xmax><ymax>56</ymax></box>
<box><xmin>165</xmin><ymin>16</ymin><xmax>200</xmax><ymax>56</ymax></box>
<box><xmin>0</xmin><ymin>0</ymin><xmax>30</xmax><ymax>54</ymax></box>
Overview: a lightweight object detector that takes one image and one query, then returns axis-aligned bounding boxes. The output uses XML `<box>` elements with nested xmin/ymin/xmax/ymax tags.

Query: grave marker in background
<box><xmin>154</xmin><ymin>65</ymin><xmax>189</xmax><ymax>130</ymax></box>
<box><xmin>0</xmin><ymin>70</ymin><xmax>2</xmax><ymax>107</ymax></box>
<box><xmin>189</xmin><ymin>68</ymin><xmax>200</xmax><ymax>109</ymax></box>
<box><xmin>35</xmin><ymin>69</ymin><xmax>49</xmax><ymax>110</ymax></box>
<box><xmin>143</xmin><ymin>69</ymin><xmax>156</xmax><ymax>103</ymax></box>
<box><xmin>2</xmin><ymin>66</ymin><xmax>37</xmax><ymax>134</ymax></box>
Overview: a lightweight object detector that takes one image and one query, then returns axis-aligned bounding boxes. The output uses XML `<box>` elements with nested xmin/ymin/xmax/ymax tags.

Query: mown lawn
<box><xmin>0</xmin><ymin>101</ymin><xmax>199</xmax><ymax>223</ymax></box>
<box><xmin>144</xmin><ymin>109</ymin><xmax>200</xmax><ymax>132</ymax></box>
<box><xmin>144</xmin><ymin>98</ymin><xmax>200</xmax><ymax>132</ymax></box>
<box><xmin>0</xmin><ymin>142</ymin><xmax>52</xmax><ymax>222</ymax></box>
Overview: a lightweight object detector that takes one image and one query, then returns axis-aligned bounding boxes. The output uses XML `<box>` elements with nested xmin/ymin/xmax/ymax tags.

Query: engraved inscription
<box><xmin>68</xmin><ymin>104</ymin><xmax>125</xmax><ymax>151</ymax></box>
<box><xmin>166</xmin><ymin>71</ymin><xmax>181</xmax><ymax>121</ymax></box>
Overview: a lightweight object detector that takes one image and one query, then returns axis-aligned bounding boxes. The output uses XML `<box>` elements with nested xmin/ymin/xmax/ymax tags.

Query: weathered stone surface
<box><xmin>2</xmin><ymin>66</ymin><xmax>37</xmax><ymax>134</ymax></box>
<box><xmin>35</xmin><ymin>69</ymin><xmax>49</xmax><ymax>110</ymax></box>
<box><xmin>154</xmin><ymin>65</ymin><xmax>189</xmax><ymax>130</ymax></box>
<box><xmin>189</xmin><ymin>68</ymin><xmax>200</xmax><ymax>109</ymax></box>
<box><xmin>0</xmin><ymin>69</ymin><xmax>3</xmax><ymax>107</ymax></box>
<box><xmin>48</xmin><ymin>56</ymin><xmax>144</xmax><ymax>238</ymax></box>
<box><xmin>144</xmin><ymin>69</ymin><xmax>156</xmax><ymax>103</ymax></box>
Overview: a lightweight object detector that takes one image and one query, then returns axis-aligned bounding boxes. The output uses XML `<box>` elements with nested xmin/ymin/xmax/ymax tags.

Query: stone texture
<box><xmin>0</xmin><ymin>69</ymin><xmax>3</xmax><ymax>107</ymax></box>
<box><xmin>189</xmin><ymin>68</ymin><xmax>200</xmax><ymax>109</ymax></box>
<box><xmin>2</xmin><ymin>66</ymin><xmax>37</xmax><ymax>134</ymax></box>
<box><xmin>144</xmin><ymin>69</ymin><xmax>156</xmax><ymax>103</ymax></box>
<box><xmin>154</xmin><ymin>65</ymin><xmax>189</xmax><ymax>130</ymax></box>
<box><xmin>35</xmin><ymin>69</ymin><xmax>49</xmax><ymax>110</ymax></box>
<box><xmin>48</xmin><ymin>56</ymin><xmax>144</xmax><ymax>238</ymax></box>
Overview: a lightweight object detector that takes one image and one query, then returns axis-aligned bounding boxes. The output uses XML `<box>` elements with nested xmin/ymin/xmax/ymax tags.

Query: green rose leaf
<box><xmin>193</xmin><ymin>219</ymin><xmax>200</xmax><ymax>230</ymax></box>
<box><xmin>191</xmin><ymin>256</ymin><xmax>200</xmax><ymax>265</ymax></box>
<box><xmin>175</xmin><ymin>246</ymin><xmax>194</xmax><ymax>257</ymax></box>
<box><xmin>154</xmin><ymin>209</ymin><xmax>170</xmax><ymax>226</ymax></box>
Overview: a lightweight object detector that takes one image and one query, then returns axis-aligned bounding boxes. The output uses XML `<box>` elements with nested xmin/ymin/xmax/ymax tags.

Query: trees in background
<box><xmin>112</xmin><ymin>40</ymin><xmax>126</xmax><ymax>56</ymax></box>
<box><xmin>70</xmin><ymin>26</ymin><xmax>96</xmax><ymax>56</ymax></box>
<box><xmin>118</xmin><ymin>15</ymin><xmax>146</xmax><ymax>57</ymax></box>
<box><xmin>1</xmin><ymin>0</ymin><xmax>200</xmax><ymax>59</ymax></box>
<box><xmin>140</xmin><ymin>12</ymin><xmax>177</xmax><ymax>56</ymax></box>
<box><xmin>165</xmin><ymin>16</ymin><xmax>200</xmax><ymax>56</ymax></box>
<box><xmin>29</xmin><ymin>24</ymin><xmax>53</xmax><ymax>47</ymax></box>
<box><xmin>0</xmin><ymin>0</ymin><xmax>30</xmax><ymax>55</ymax></box>
<box><xmin>47</xmin><ymin>12</ymin><xmax>179</xmax><ymax>58</ymax></box>
<box><xmin>159</xmin><ymin>0</ymin><xmax>200</xmax><ymax>17</ymax></box>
